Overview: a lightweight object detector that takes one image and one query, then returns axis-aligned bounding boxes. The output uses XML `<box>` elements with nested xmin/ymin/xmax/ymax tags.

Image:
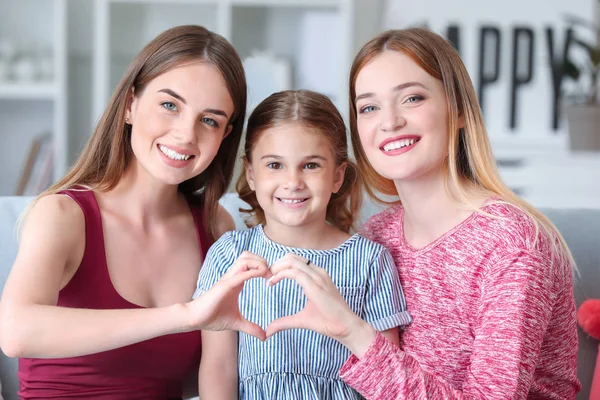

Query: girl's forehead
<box><xmin>251</xmin><ymin>124</ymin><xmax>337</xmax><ymax>155</ymax></box>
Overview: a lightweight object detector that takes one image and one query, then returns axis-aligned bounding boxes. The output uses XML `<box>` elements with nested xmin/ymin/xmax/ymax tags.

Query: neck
<box><xmin>100</xmin><ymin>162</ymin><xmax>185</xmax><ymax>226</ymax></box>
<box><xmin>395</xmin><ymin>170</ymin><xmax>485</xmax><ymax>247</ymax></box>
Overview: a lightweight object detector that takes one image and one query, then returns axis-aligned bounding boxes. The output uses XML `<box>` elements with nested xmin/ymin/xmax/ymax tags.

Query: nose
<box><xmin>379</xmin><ymin>106</ymin><xmax>406</xmax><ymax>132</ymax></box>
<box><xmin>283</xmin><ymin>168</ymin><xmax>305</xmax><ymax>191</ymax></box>
<box><xmin>172</xmin><ymin>118</ymin><xmax>197</xmax><ymax>144</ymax></box>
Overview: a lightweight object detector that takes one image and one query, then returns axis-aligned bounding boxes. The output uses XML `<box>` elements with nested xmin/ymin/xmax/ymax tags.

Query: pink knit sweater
<box><xmin>339</xmin><ymin>202</ymin><xmax>580</xmax><ymax>399</ymax></box>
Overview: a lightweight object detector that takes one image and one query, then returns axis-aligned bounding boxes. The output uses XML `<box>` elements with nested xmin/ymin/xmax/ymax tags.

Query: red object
<box><xmin>18</xmin><ymin>189</ymin><xmax>210</xmax><ymax>399</ymax></box>
<box><xmin>578</xmin><ymin>299</ymin><xmax>600</xmax><ymax>340</ymax></box>
<box><xmin>578</xmin><ymin>299</ymin><xmax>600</xmax><ymax>400</ymax></box>
<box><xmin>591</xmin><ymin>343</ymin><xmax>600</xmax><ymax>400</ymax></box>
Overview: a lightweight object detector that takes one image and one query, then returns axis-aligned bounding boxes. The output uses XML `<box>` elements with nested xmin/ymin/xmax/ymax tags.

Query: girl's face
<box><xmin>245</xmin><ymin>123</ymin><xmax>346</xmax><ymax>231</ymax></box>
<box><xmin>126</xmin><ymin>62</ymin><xmax>234</xmax><ymax>186</ymax></box>
<box><xmin>354</xmin><ymin>51</ymin><xmax>450</xmax><ymax>184</ymax></box>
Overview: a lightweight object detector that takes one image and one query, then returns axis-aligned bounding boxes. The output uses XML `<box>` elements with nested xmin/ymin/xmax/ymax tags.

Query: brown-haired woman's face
<box><xmin>354</xmin><ymin>51</ymin><xmax>449</xmax><ymax>183</ymax></box>
<box><xmin>126</xmin><ymin>62</ymin><xmax>234</xmax><ymax>186</ymax></box>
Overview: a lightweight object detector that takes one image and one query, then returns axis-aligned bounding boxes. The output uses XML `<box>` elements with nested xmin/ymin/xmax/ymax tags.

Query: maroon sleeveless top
<box><xmin>18</xmin><ymin>189</ymin><xmax>211</xmax><ymax>399</ymax></box>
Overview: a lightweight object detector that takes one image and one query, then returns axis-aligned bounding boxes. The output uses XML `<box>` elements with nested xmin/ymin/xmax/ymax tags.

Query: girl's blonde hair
<box><xmin>236</xmin><ymin>90</ymin><xmax>362</xmax><ymax>233</ymax></box>
<box><xmin>348</xmin><ymin>28</ymin><xmax>575</xmax><ymax>267</ymax></box>
<box><xmin>26</xmin><ymin>25</ymin><xmax>247</xmax><ymax>240</ymax></box>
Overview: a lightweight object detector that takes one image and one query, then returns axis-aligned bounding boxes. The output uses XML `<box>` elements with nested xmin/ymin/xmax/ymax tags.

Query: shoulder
<box><xmin>25</xmin><ymin>193</ymin><xmax>85</xmax><ymax>235</ymax></box>
<box><xmin>214</xmin><ymin>204</ymin><xmax>235</xmax><ymax>238</ymax></box>
<box><xmin>360</xmin><ymin>204</ymin><xmax>403</xmax><ymax>243</ymax></box>
<box><xmin>346</xmin><ymin>234</ymin><xmax>395</xmax><ymax>266</ymax></box>
<box><xmin>18</xmin><ymin>193</ymin><xmax>86</xmax><ymax>265</ymax></box>
<box><xmin>471</xmin><ymin>201</ymin><xmax>572</xmax><ymax>278</ymax></box>
<box><xmin>207</xmin><ymin>225</ymin><xmax>258</xmax><ymax>256</ymax></box>
<box><xmin>476</xmin><ymin>201</ymin><xmax>546</xmax><ymax>251</ymax></box>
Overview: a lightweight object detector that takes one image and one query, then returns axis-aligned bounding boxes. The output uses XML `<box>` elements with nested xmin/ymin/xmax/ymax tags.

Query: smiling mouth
<box><xmin>158</xmin><ymin>144</ymin><xmax>195</xmax><ymax>161</ymax></box>
<box><xmin>381</xmin><ymin>138</ymin><xmax>421</xmax><ymax>152</ymax></box>
<box><xmin>277</xmin><ymin>197</ymin><xmax>308</xmax><ymax>204</ymax></box>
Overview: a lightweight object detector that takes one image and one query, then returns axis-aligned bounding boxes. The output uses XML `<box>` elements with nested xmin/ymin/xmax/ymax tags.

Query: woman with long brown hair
<box><xmin>267</xmin><ymin>28</ymin><xmax>581</xmax><ymax>399</ymax></box>
<box><xmin>0</xmin><ymin>25</ymin><xmax>266</xmax><ymax>399</ymax></box>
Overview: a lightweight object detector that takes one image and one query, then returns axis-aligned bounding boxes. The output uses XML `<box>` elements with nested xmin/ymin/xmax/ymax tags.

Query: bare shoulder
<box><xmin>18</xmin><ymin>193</ymin><xmax>86</xmax><ymax>269</ymax></box>
<box><xmin>4</xmin><ymin>193</ymin><xmax>86</xmax><ymax>306</ymax></box>
<box><xmin>24</xmin><ymin>193</ymin><xmax>85</xmax><ymax>235</ymax></box>
<box><xmin>215</xmin><ymin>204</ymin><xmax>235</xmax><ymax>238</ymax></box>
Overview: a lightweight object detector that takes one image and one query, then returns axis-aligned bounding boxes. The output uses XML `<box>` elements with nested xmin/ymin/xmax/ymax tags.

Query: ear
<box><xmin>125</xmin><ymin>87</ymin><xmax>137</xmax><ymax>123</ymax></box>
<box><xmin>244</xmin><ymin>158</ymin><xmax>255</xmax><ymax>191</ymax></box>
<box><xmin>223</xmin><ymin>124</ymin><xmax>233</xmax><ymax>139</ymax></box>
<box><xmin>457</xmin><ymin>114</ymin><xmax>465</xmax><ymax>129</ymax></box>
<box><xmin>332</xmin><ymin>162</ymin><xmax>347</xmax><ymax>194</ymax></box>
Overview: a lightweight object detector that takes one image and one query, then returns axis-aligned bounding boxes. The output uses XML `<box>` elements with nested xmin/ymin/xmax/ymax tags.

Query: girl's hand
<box><xmin>186</xmin><ymin>251</ymin><xmax>271</xmax><ymax>341</ymax></box>
<box><xmin>265</xmin><ymin>253</ymin><xmax>375</xmax><ymax>351</ymax></box>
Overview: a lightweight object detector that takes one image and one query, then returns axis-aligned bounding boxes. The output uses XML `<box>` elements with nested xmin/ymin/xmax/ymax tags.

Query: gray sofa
<box><xmin>0</xmin><ymin>194</ymin><xmax>598</xmax><ymax>399</ymax></box>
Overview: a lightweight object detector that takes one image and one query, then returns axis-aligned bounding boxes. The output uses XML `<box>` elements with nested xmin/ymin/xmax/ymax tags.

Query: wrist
<box><xmin>169</xmin><ymin>302</ymin><xmax>193</xmax><ymax>334</ymax></box>
<box><xmin>339</xmin><ymin>318</ymin><xmax>377</xmax><ymax>358</ymax></box>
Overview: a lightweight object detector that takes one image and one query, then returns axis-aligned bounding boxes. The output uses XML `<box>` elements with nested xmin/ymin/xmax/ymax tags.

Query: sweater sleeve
<box><xmin>340</xmin><ymin>250</ymin><xmax>566</xmax><ymax>399</ymax></box>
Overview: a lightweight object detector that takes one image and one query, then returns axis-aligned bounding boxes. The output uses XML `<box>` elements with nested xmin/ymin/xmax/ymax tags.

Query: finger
<box><xmin>224</xmin><ymin>256</ymin><xmax>268</xmax><ymax>278</ymax></box>
<box><xmin>235</xmin><ymin>319</ymin><xmax>266</xmax><ymax>342</ymax></box>
<box><xmin>268</xmin><ymin>267</ymin><xmax>315</xmax><ymax>288</ymax></box>
<box><xmin>266</xmin><ymin>313</ymin><xmax>306</xmax><ymax>338</ymax></box>
<box><xmin>239</xmin><ymin>251</ymin><xmax>268</xmax><ymax>264</ymax></box>
<box><xmin>270</xmin><ymin>255</ymin><xmax>317</xmax><ymax>277</ymax></box>
<box><xmin>224</xmin><ymin>264</ymin><xmax>270</xmax><ymax>287</ymax></box>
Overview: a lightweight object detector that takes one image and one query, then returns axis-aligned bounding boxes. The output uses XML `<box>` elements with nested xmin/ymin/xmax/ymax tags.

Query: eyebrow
<box><xmin>355</xmin><ymin>81</ymin><xmax>428</xmax><ymax>103</ymax></box>
<box><xmin>158</xmin><ymin>88</ymin><xmax>230</xmax><ymax>119</ymax></box>
<box><xmin>260</xmin><ymin>155</ymin><xmax>328</xmax><ymax>161</ymax></box>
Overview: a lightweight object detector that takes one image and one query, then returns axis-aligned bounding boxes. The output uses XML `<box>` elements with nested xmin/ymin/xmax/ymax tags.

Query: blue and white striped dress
<box><xmin>194</xmin><ymin>225</ymin><xmax>411</xmax><ymax>400</ymax></box>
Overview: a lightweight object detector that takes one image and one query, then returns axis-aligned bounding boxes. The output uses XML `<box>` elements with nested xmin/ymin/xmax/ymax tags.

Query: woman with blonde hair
<box><xmin>0</xmin><ymin>25</ymin><xmax>267</xmax><ymax>398</ymax></box>
<box><xmin>267</xmin><ymin>28</ymin><xmax>581</xmax><ymax>399</ymax></box>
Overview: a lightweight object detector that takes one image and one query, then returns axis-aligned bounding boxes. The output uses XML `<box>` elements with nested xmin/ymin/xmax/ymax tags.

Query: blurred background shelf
<box><xmin>0</xmin><ymin>0</ymin><xmax>67</xmax><ymax>196</ymax></box>
<box><xmin>0</xmin><ymin>83</ymin><xmax>58</xmax><ymax>100</ymax></box>
<box><xmin>91</xmin><ymin>0</ymin><xmax>364</xmax><ymax>124</ymax></box>
<box><xmin>0</xmin><ymin>0</ymin><xmax>598</xmax><ymax>209</ymax></box>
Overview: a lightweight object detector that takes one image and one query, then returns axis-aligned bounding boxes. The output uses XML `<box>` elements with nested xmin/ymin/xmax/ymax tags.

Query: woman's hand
<box><xmin>185</xmin><ymin>251</ymin><xmax>270</xmax><ymax>341</ymax></box>
<box><xmin>265</xmin><ymin>253</ymin><xmax>376</xmax><ymax>355</ymax></box>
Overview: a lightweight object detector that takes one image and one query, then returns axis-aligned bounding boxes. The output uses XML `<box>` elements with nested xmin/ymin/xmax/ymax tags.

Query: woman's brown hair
<box><xmin>31</xmin><ymin>25</ymin><xmax>247</xmax><ymax>240</ymax></box>
<box><xmin>348</xmin><ymin>27</ymin><xmax>575</xmax><ymax>268</ymax></box>
<box><xmin>236</xmin><ymin>90</ymin><xmax>362</xmax><ymax>233</ymax></box>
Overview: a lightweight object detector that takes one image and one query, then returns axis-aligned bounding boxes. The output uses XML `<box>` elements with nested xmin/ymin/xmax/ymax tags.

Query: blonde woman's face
<box><xmin>126</xmin><ymin>62</ymin><xmax>234</xmax><ymax>186</ymax></box>
<box><xmin>354</xmin><ymin>51</ymin><xmax>449</xmax><ymax>184</ymax></box>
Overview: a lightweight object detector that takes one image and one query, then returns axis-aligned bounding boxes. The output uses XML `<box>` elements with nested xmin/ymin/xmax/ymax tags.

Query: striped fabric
<box><xmin>194</xmin><ymin>225</ymin><xmax>411</xmax><ymax>400</ymax></box>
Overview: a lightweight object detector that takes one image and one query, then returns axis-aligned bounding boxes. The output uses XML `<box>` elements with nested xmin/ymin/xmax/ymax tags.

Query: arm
<box><xmin>339</xmin><ymin>250</ymin><xmax>568</xmax><ymax>400</ymax></box>
<box><xmin>0</xmin><ymin>196</ymin><xmax>268</xmax><ymax>359</ymax></box>
<box><xmin>0</xmin><ymin>195</ymin><xmax>191</xmax><ymax>358</ymax></box>
<box><xmin>199</xmin><ymin>330</ymin><xmax>238</xmax><ymax>399</ymax></box>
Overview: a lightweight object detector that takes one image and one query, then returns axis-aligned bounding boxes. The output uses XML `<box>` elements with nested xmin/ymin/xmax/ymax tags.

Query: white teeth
<box><xmin>279</xmin><ymin>198</ymin><xmax>305</xmax><ymax>204</ymax></box>
<box><xmin>383</xmin><ymin>138</ymin><xmax>418</xmax><ymax>152</ymax></box>
<box><xmin>159</xmin><ymin>145</ymin><xmax>191</xmax><ymax>161</ymax></box>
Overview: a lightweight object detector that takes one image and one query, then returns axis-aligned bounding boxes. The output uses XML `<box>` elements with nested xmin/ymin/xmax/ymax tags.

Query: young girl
<box><xmin>194</xmin><ymin>90</ymin><xmax>411</xmax><ymax>399</ymax></box>
<box><xmin>0</xmin><ymin>25</ymin><xmax>268</xmax><ymax>399</ymax></box>
<box><xmin>266</xmin><ymin>29</ymin><xmax>581</xmax><ymax>398</ymax></box>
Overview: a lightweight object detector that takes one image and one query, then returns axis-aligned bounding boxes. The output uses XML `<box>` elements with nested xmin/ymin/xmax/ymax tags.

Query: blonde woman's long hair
<box><xmin>348</xmin><ymin>28</ymin><xmax>575</xmax><ymax>268</ymax></box>
<box><xmin>24</xmin><ymin>25</ymin><xmax>247</xmax><ymax>240</ymax></box>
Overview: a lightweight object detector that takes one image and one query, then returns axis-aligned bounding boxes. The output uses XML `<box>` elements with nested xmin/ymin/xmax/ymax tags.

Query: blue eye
<box><xmin>359</xmin><ymin>105</ymin><xmax>378</xmax><ymax>114</ymax></box>
<box><xmin>202</xmin><ymin>117</ymin><xmax>219</xmax><ymax>128</ymax></box>
<box><xmin>405</xmin><ymin>95</ymin><xmax>424</xmax><ymax>103</ymax></box>
<box><xmin>161</xmin><ymin>102</ymin><xmax>178</xmax><ymax>111</ymax></box>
